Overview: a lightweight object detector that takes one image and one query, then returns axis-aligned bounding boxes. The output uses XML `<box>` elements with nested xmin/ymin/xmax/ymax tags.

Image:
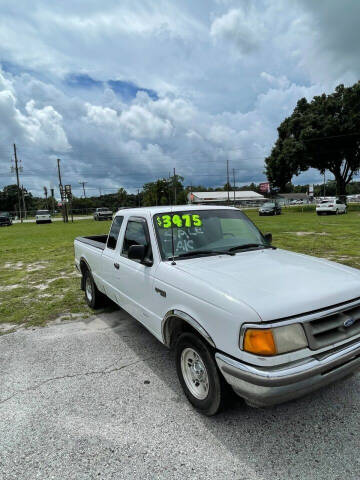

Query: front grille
<box><xmin>303</xmin><ymin>305</ymin><xmax>360</xmax><ymax>350</ymax></box>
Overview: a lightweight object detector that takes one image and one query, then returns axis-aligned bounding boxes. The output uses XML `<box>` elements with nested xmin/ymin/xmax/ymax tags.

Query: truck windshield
<box><xmin>154</xmin><ymin>209</ymin><xmax>267</xmax><ymax>260</ymax></box>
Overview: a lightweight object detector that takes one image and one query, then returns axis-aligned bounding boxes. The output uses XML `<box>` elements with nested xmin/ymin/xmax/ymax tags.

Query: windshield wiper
<box><xmin>227</xmin><ymin>243</ymin><xmax>272</xmax><ymax>252</ymax></box>
<box><xmin>176</xmin><ymin>249</ymin><xmax>235</xmax><ymax>259</ymax></box>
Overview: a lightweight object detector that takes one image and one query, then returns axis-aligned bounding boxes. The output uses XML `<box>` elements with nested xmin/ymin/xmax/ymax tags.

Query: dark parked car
<box><xmin>0</xmin><ymin>212</ymin><xmax>12</xmax><ymax>226</ymax></box>
<box><xmin>258</xmin><ymin>202</ymin><xmax>282</xmax><ymax>216</ymax></box>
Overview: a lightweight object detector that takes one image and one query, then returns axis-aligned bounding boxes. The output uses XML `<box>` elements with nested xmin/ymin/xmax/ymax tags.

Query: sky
<box><xmin>0</xmin><ymin>0</ymin><xmax>359</xmax><ymax>197</ymax></box>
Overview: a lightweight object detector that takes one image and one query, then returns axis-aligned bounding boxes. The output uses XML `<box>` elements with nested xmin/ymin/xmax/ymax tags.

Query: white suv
<box><xmin>316</xmin><ymin>199</ymin><xmax>347</xmax><ymax>215</ymax></box>
<box><xmin>35</xmin><ymin>209</ymin><xmax>52</xmax><ymax>224</ymax></box>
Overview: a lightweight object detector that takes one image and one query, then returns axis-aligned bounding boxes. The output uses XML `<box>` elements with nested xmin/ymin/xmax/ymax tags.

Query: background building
<box><xmin>188</xmin><ymin>191</ymin><xmax>266</xmax><ymax>207</ymax></box>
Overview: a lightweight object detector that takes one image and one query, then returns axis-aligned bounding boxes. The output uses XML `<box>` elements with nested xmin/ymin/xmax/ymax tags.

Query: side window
<box><xmin>107</xmin><ymin>216</ymin><xmax>124</xmax><ymax>250</ymax></box>
<box><xmin>122</xmin><ymin>220</ymin><xmax>152</xmax><ymax>261</ymax></box>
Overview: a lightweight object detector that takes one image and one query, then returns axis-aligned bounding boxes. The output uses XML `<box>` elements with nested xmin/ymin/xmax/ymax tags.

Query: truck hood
<box><xmin>174</xmin><ymin>249</ymin><xmax>360</xmax><ymax>321</ymax></box>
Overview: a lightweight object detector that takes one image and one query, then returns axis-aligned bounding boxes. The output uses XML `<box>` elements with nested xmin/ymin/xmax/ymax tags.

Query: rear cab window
<box><xmin>107</xmin><ymin>216</ymin><xmax>124</xmax><ymax>250</ymax></box>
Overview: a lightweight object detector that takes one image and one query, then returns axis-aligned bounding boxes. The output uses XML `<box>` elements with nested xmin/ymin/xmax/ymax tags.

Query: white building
<box><xmin>187</xmin><ymin>191</ymin><xmax>266</xmax><ymax>206</ymax></box>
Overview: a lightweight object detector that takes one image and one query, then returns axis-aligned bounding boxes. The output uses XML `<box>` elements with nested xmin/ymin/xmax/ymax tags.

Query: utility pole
<box><xmin>232</xmin><ymin>168</ymin><xmax>236</xmax><ymax>206</ymax></box>
<box><xmin>79</xmin><ymin>181</ymin><xmax>87</xmax><ymax>198</ymax></box>
<box><xmin>12</xmin><ymin>144</ymin><xmax>23</xmax><ymax>223</ymax></box>
<box><xmin>50</xmin><ymin>188</ymin><xmax>55</xmax><ymax>214</ymax></box>
<box><xmin>226</xmin><ymin>159</ymin><xmax>230</xmax><ymax>205</ymax></box>
<box><xmin>137</xmin><ymin>189</ymin><xmax>141</xmax><ymax>207</ymax></box>
<box><xmin>21</xmin><ymin>185</ymin><xmax>27</xmax><ymax>220</ymax></box>
<box><xmin>173</xmin><ymin>167</ymin><xmax>177</xmax><ymax>205</ymax></box>
<box><xmin>323</xmin><ymin>171</ymin><xmax>326</xmax><ymax>197</ymax></box>
<box><xmin>57</xmin><ymin>158</ymin><xmax>68</xmax><ymax>222</ymax></box>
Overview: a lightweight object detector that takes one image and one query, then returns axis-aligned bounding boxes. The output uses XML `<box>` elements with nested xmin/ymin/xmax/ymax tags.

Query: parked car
<box><xmin>35</xmin><ymin>210</ymin><xmax>52</xmax><ymax>224</ymax></box>
<box><xmin>93</xmin><ymin>207</ymin><xmax>113</xmax><ymax>221</ymax></box>
<box><xmin>316</xmin><ymin>199</ymin><xmax>347</xmax><ymax>215</ymax></box>
<box><xmin>0</xmin><ymin>212</ymin><xmax>12</xmax><ymax>226</ymax></box>
<box><xmin>74</xmin><ymin>206</ymin><xmax>360</xmax><ymax>415</ymax></box>
<box><xmin>258</xmin><ymin>202</ymin><xmax>281</xmax><ymax>216</ymax></box>
<box><xmin>290</xmin><ymin>200</ymin><xmax>303</xmax><ymax>205</ymax></box>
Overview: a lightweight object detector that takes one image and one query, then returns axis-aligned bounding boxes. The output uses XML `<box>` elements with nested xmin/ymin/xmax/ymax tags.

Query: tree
<box><xmin>265</xmin><ymin>82</ymin><xmax>360</xmax><ymax>199</ymax></box>
<box><xmin>142</xmin><ymin>175</ymin><xmax>185</xmax><ymax>206</ymax></box>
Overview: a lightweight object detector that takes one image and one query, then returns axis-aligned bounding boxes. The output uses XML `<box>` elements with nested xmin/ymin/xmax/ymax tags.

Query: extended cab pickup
<box><xmin>74</xmin><ymin>206</ymin><xmax>360</xmax><ymax>415</ymax></box>
<box><xmin>93</xmin><ymin>207</ymin><xmax>113</xmax><ymax>221</ymax></box>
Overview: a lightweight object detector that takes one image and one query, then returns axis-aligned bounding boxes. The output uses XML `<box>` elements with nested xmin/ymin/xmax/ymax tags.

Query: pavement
<box><xmin>1</xmin><ymin>309</ymin><xmax>360</xmax><ymax>480</ymax></box>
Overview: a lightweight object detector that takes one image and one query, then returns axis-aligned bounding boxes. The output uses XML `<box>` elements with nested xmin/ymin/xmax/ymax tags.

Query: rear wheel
<box><xmin>84</xmin><ymin>270</ymin><xmax>105</xmax><ymax>309</ymax></box>
<box><xmin>175</xmin><ymin>332</ymin><xmax>226</xmax><ymax>416</ymax></box>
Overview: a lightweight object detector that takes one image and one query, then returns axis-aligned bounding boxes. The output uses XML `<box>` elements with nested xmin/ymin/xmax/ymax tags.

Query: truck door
<box><xmin>101</xmin><ymin>215</ymin><xmax>124</xmax><ymax>302</ymax></box>
<box><xmin>115</xmin><ymin>216</ymin><xmax>159</xmax><ymax>335</ymax></box>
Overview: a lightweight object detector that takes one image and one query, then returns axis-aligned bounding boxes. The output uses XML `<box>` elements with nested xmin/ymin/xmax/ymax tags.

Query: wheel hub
<box><xmin>181</xmin><ymin>347</ymin><xmax>209</xmax><ymax>400</ymax></box>
<box><xmin>85</xmin><ymin>277</ymin><xmax>93</xmax><ymax>302</ymax></box>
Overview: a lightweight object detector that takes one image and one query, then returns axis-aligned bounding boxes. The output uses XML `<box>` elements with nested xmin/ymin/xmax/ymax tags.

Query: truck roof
<box><xmin>114</xmin><ymin>204</ymin><xmax>238</xmax><ymax>217</ymax></box>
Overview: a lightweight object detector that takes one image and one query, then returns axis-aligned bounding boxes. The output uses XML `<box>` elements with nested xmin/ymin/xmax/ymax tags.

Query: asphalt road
<box><xmin>1</xmin><ymin>310</ymin><xmax>360</xmax><ymax>480</ymax></box>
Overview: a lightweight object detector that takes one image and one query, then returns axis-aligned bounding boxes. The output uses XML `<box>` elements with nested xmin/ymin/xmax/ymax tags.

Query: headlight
<box><xmin>242</xmin><ymin>324</ymin><xmax>308</xmax><ymax>356</ymax></box>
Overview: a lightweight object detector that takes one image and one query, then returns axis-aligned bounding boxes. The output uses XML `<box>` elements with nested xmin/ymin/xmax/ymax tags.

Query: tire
<box><xmin>175</xmin><ymin>332</ymin><xmax>226</xmax><ymax>416</ymax></box>
<box><xmin>83</xmin><ymin>270</ymin><xmax>104</xmax><ymax>309</ymax></box>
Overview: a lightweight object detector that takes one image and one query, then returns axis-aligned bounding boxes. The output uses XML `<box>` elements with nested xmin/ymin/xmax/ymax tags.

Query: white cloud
<box><xmin>0</xmin><ymin>1</ymin><xmax>360</xmax><ymax>195</ymax></box>
<box><xmin>210</xmin><ymin>8</ymin><xmax>262</xmax><ymax>54</ymax></box>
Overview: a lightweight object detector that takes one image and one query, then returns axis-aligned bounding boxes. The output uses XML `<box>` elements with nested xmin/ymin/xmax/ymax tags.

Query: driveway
<box><xmin>1</xmin><ymin>309</ymin><xmax>359</xmax><ymax>480</ymax></box>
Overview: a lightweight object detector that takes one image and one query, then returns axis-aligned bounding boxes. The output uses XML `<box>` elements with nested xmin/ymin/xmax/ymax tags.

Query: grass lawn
<box><xmin>0</xmin><ymin>207</ymin><xmax>359</xmax><ymax>332</ymax></box>
<box><xmin>0</xmin><ymin>219</ymin><xmax>113</xmax><ymax>332</ymax></box>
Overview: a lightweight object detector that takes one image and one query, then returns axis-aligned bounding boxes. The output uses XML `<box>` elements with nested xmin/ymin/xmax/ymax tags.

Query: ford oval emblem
<box><xmin>344</xmin><ymin>317</ymin><xmax>356</xmax><ymax>328</ymax></box>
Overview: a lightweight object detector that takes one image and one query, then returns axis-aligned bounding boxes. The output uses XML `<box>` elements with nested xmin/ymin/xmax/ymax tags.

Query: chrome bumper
<box><xmin>215</xmin><ymin>340</ymin><xmax>360</xmax><ymax>407</ymax></box>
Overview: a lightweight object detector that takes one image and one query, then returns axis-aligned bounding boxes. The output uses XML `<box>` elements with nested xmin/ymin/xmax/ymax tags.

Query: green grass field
<box><xmin>0</xmin><ymin>207</ymin><xmax>359</xmax><ymax>332</ymax></box>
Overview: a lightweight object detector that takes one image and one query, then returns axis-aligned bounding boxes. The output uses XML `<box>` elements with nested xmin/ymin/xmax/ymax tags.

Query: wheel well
<box><xmin>79</xmin><ymin>259</ymin><xmax>90</xmax><ymax>290</ymax></box>
<box><xmin>163</xmin><ymin>315</ymin><xmax>215</xmax><ymax>350</ymax></box>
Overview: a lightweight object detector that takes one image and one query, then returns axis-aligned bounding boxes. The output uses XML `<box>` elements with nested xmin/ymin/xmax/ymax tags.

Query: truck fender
<box><xmin>162</xmin><ymin>309</ymin><xmax>216</xmax><ymax>349</ymax></box>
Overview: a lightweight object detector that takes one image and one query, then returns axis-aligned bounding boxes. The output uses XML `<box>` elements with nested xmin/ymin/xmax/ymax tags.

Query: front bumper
<box><xmin>215</xmin><ymin>339</ymin><xmax>360</xmax><ymax>407</ymax></box>
<box><xmin>259</xmin><ymin>210</ymin><xmax>274</xmax><ymax>215</ymax></box>
<box><xmin>316</xmin><ymin>208</ymin><xmax>336</xmax><ymax>213</ymax></box>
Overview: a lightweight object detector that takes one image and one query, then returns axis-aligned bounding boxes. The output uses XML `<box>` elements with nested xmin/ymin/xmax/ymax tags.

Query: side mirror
<box><xmin>264</xmin><ymin>233</ymin><xmax>272</xmax><ymax>244</ymax></box>
<box><xmin>128</xmin><ymin>244</ymin><xmax>146</xmax><ymax>262</ymax></box>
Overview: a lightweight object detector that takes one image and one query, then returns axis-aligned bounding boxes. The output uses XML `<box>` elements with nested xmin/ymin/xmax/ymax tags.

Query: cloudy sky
<box><xmin>0</xmin><ymin>0</ymin><xmax>359</xmax><ymax>197</ymax></box>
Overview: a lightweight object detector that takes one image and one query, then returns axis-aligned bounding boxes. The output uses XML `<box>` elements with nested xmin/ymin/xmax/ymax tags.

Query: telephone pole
<box><xmin>173</xmin><ymin>167</ymin><xmax>177</xmax><ymax>205</ymax></box>
<box><xmin>57</xmin><ymin>158</ymin><xmax>68</xmax><ymax>222</ymax></box>
<box><xmin>21</xmin><ymin>185</ymin><xmax>27</xmax><ymax>219</ymax></box>
<box><xmin>233</xmin><ymin>168</ymin><xmax>236</xmax><ymax>206</ymax></box>
<box><xmin>78</xmin><ymin>181</ymin><xmax>87</xmax><ymax>198</ymax></box>
<box><xmin>226</xmin><ymin>159</ymin><xmax>230</xmax><ymax>205</ymax></box>
<box><xmin>12</xmin><ymin>144</ymin><xmax>23</xmax><ymax>223</ymax></box>
<box><xmin>50</xmin><ymin>188</ymin><xmax>55</xmax><ymax>214</ymax></box>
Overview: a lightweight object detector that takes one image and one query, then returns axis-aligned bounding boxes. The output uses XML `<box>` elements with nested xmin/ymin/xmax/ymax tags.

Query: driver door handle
<box><xmin>114</xmin><ymin>263</ymin><xmax>120</xmax><ymax>270</ymax></box>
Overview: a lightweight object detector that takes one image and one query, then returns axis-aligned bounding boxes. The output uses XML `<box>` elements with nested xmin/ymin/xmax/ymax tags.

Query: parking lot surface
<box><xmin>1</xmin><ymin>309</ymin><xmax>360</xmax><ymax>480</ymax></box>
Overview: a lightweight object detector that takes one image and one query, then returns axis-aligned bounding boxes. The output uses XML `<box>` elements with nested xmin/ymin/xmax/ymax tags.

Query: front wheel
<box><xmin>175</xmin><ymin>333</ymin><xmax>226</xmax><ymax>416</ymax></box>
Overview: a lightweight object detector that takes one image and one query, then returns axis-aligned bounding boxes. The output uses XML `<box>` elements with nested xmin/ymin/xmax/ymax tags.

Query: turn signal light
<box><xmin>243</xmin><ymin>329</ymin><xmax>276</xmax><ymax>356</ymax></box>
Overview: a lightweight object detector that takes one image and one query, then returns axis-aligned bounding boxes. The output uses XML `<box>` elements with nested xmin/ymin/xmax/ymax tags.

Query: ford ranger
<box><xmin>74</xmin><ymin>206</ymin><xmax>360</xmax><ymax>415</ymax></box>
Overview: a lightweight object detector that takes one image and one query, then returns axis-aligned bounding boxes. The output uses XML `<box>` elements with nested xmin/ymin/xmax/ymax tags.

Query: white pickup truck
<box><xmin>74</xmin><ymin>205</ymin><xmax>360</xmax><ymax>415</ymax></box>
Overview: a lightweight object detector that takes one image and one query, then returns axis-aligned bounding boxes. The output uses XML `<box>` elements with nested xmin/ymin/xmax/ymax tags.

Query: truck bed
<box><xmin>75</xmin><ymin>235</ymin><xmax>108</xmax><ymax>251</ymax></box>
